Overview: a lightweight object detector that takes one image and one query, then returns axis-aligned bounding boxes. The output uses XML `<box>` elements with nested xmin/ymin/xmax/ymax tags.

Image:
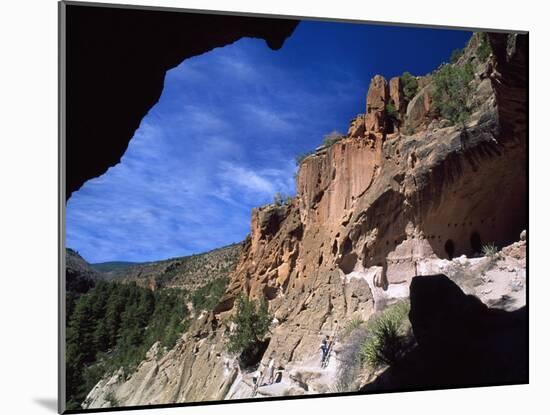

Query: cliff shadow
<box><xmin>361</xmin><ymin>274</ymin><xmax>527</xmax><ymax>393</ymax></box>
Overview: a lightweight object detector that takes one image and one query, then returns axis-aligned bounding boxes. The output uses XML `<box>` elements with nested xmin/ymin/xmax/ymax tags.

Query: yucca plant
<box><xmin>342</xmin><ymin>316</ymin><xmax>364</xmax><ymax>339</ymax></box>
<box><xmin>360</xmin><ymin>301</ymin><xmax>410</xmax><ymax>369</ymax></box>
<box><xmin>482</xmin><ymin>243</ymin><xmax>499</xmax><ymax>258</ymax></box>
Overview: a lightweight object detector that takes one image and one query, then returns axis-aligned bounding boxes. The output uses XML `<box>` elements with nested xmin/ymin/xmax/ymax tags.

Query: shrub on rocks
<box><xmin>360</xmin><ymin>301</ymin><xmax>411</xmax><ymax>369</ymax></box>
<box><xmin>400</xmin><ymin>71</ymin><xmax>418</xmax><ymax>102</ymax></box>
<box><xmin>226</xmin><ymin>294</ymin><xmax>272</xmax><ymax>366</ymax></box>
<box><xmin>432</xmin><ymin>62</ymin><xmax>474</xmax><ymax>125</ymax></box>
<box><xmin>476</xmin><ymin>32</ymin><xmax>491</xmax><ymax>62</ymax></box>
<box><xmin>322</xmin><ymin>130</ymin><xmax>345</xmax><ymax>148</ymax></box>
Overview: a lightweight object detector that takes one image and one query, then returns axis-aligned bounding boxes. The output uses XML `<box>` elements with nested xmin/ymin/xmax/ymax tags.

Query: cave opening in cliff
<box><xmin>238</xmin><ymin>338</ymin><xmax>271</xmax><ymax>369</ymax></box>
<box><xmin>338</xmin><ymin>236</ymin><xmax>358</xmax><ymax>274</ymax></box>
<box><xmin>444</xmin><ymin>239</ymin><xmax>455</xmax><ymax>259</ymax></box>
<box><xmin>263</xmin><ymin>285</ymin><xmax>279</xmax><ymax>301</ymax></box>
<box><xmin>470</xmin><ymin>231</ymin><xmax>482</xmax><ymax>254</ymax></box>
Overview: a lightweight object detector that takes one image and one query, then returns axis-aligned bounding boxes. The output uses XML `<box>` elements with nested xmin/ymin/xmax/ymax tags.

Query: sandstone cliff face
<box><xmin>83</xmin><ymin>32</ymin><xmax>527</xmax><ymax>408</ymax></box>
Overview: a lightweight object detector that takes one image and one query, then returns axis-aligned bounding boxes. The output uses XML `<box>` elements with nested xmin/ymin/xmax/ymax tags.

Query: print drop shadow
<box><xmin>361</xmin><ymin>274</ymin><xmax>527</xmax><ymax>393</ymax></box>
<box><xmin>33</xmin><ymin>398</ymin><xmax>57</xmax><ymax>413</ymax></box>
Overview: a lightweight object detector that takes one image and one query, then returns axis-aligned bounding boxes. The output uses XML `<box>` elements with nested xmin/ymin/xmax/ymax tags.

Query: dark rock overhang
<box><xmin>63</xmin><ymin>3</ymin><xmax>299</xmax><ymax>199</ymax></box>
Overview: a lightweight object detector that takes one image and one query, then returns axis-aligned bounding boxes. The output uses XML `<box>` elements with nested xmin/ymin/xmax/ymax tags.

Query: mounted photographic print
<box><xmin>59</xmin><ymin>1</ymin><xmax>528</xmax><ymax>413</ymax></box>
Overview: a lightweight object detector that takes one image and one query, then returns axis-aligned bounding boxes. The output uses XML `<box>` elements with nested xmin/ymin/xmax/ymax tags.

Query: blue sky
<box><xmin>67</xmin><ymin>20</ymin><xmax>472</xmax><ymax>263</ymax></box>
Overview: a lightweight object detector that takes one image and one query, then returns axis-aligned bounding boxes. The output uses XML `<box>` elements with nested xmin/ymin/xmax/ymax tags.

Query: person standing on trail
<box><xmin>252</xmin><ymin>364</ymin><xmax>263</xmax><ymax>386</ymax></box>
<box><xmin>267</xmin><ymin>356</ymin><xmax>276</xmax><ymax>385</ymax></box>
<box><xmin>320</xmin><ymin>335</ymin><xmax>330</xmax><ymax>363</ymax></box>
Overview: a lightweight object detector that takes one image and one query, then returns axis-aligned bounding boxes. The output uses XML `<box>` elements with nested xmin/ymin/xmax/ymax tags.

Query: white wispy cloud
<box><xmin>218</xmin><ymin>162</ymin><xmax>275</xmax><ymax>198</ymax></box>
<box><xmin>240</xmin><ymin>104</ymin><xmax>296</xmax><ymax>133</ymax></box>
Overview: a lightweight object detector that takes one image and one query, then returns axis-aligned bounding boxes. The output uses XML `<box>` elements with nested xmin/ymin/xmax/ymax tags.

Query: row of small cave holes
<box><xmin>300</xmin><ymin>218</ymin><xmax>498</xmax><ymax>285</ymax></box>
<box><xmin>379</xmin><ymin>217</ymin><xmax>497</xmax><ymax>246</ymax></box>
<box><xmin>327</xmin><ymin>222</ymin><xmax>497</xmax><ymax>266</ymax></box>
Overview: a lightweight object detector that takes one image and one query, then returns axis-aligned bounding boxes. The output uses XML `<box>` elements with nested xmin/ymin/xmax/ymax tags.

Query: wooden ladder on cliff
<box><xmin>321</xmin><ymin>322</ymin><xmax>339</xmax><ymax>369</ymax></box>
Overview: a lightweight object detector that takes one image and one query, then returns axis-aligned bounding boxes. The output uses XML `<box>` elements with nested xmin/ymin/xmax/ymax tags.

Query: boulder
<box><xmin>405</xmin><ymin>84</ymin><xmax>434</xmax><ymax>131</ymax></box>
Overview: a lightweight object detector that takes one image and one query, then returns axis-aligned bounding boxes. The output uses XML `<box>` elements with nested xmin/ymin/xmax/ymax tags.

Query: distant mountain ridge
<box><xmin>66</xmin><ymin>248</ymin><xmax>102</xmax><ymax>292</ymax></box>
<box><xmin>90</xmin><ymin>261</ymin><xmax>143</xmax><ymax>273</ymax></box>
<box><xmin>68</xmin><ymin>243</ymin><xmax>243</xmax><ymax>290</ymax></box>
<box><xmin>81</xmin><ymin>243</ymin><xmax>243</xmax><ymax>292</ymax></box>
<box><xmin>66</xmin><ymin>248</ymin><xmax>104</xmax><ymax>320</ymax></box>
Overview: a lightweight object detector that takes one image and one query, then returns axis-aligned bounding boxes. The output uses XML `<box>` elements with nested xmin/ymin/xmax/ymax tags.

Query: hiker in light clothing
<box><xmin>252</xmin><ymin>366</ymin><xmax>263</xmax><ymax>386</ymax></box>
<box><xmin>267</xmin><ymin>356</ymin><xmax>276</xmax><ymax>385</ymax></box>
